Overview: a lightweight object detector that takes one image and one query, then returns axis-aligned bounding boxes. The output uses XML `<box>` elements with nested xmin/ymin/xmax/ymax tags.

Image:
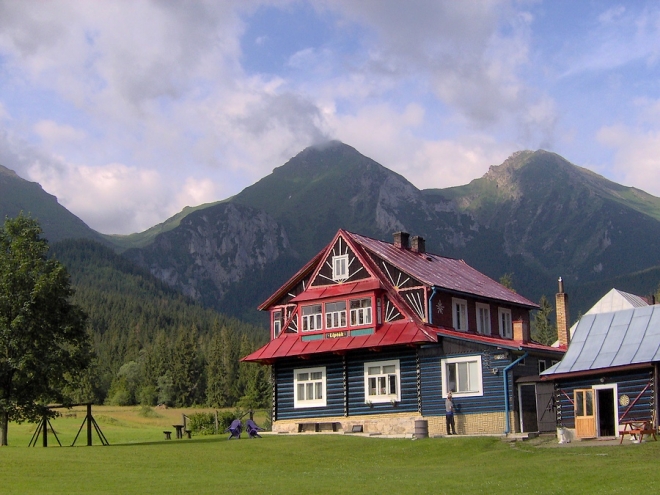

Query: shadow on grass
<box><xmin>102</xmin><ymin>435</ymin><xmax>238</xmax><ymax>448</ymax></box>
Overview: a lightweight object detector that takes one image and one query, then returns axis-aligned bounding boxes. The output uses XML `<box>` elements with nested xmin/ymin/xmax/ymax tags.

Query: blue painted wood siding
<box><xmin>420</xmin><ymin>348</ymin><xmax>512</xmax><ymax>416</ymax></box>
<box><xmin>556</xmin><ymin>370</ymin><xmax>653</xmax><ymax>428</ymax></box>
<box><xmin>274</xmin><ymin>345</ymin><xmax>541</xmax><ymax>420</ymax></box>
<box><xmin>273</xmin><ymin>348</ymin><xmax>419</xmax><ymax>420</ymax></box>
<box><xmin>274</xmin><ymin>356</ymin><xmax>344</xmax><ymax>420</ymax></box>
<box><xmin>346</xmin><ymin>348</ymin><xmax>419</xmax><ymax>416</ymax></box>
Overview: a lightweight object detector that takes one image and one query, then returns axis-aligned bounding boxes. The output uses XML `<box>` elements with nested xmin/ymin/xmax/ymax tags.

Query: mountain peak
<box><xmin>0</xmin><ymin>164</ymin><xmax>21</xmax><ymax>179</ymax></box>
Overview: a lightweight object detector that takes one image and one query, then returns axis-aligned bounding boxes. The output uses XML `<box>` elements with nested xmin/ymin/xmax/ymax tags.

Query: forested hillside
<box><xmin>51</xmin><ymin>239</ymin><xmax>270</xmax><ymax>409</ymax></box>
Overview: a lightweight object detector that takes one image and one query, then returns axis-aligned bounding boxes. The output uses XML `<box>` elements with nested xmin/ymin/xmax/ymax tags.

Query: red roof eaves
<box><xmin>258</xmin><ymin>249</ymin><xmax>327</xmax><ymax>311</ymax></box>
<box><xmin>242</xmin><ymin>320</ymin><xmax>436</xmax><ymax>363</ymax></box>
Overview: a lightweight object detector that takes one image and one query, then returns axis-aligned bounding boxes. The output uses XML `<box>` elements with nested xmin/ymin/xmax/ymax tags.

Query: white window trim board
<box><xmin>452</xmin><ymin>298</ymin><xmax>468</xmax><ymax>332</ymax></box>
<box><xmin>363</xmin><ymin>359</ymin><xmax>401</xmax><ymax>404</ymax></box>
<box><xmin>293</xmin><ymin>367</ymin><xmax>327</xmax><ymax>408</ymax></box>
<box><xmin>441</xmin><ymin>355</ymin><xmax>484</xmax><ymax>398</ymax></box>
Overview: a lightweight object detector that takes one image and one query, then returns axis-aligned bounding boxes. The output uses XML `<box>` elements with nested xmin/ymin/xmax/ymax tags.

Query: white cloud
<box><xmin>1</xmin><ymin>0</ymin><xmax>659</xmax><ymax>236</ymax></box>
<box><xmin>329</xmin><ymin>102</ymin><xmax>512</xmax><ymax>189</ymax></box>
<box><xmin>596</xmin><ymin>124</ymin><xmax>660</xmax><ymax>196</ymax></box>
<box><xmin>34</xmin><ymin>120</ymin><xmax>87</xmax><ymax>144</ymax></box>
<box><xmin>27</xmin><ymin>159</ymin><xmax>208</xmax><ymax>235</ymax></box>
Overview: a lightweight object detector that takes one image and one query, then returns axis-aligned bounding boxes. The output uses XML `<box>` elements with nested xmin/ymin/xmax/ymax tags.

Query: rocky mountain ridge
<box><xmin>3</xmin><ymin>142</ymin><xmax>660</xmax><ymax>323</ymax></box>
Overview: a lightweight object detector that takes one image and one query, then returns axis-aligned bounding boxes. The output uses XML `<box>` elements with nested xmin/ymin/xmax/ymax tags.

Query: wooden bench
<box><xmin>297</xmin><ymin>422</ymin><xmax>341</xmax><ymax>433</ymax></box>
<box><xmin>184</xmin><ymin>430</ymin><xmax>192</xmax><ymax>439</ymax></box>
<box><xmin>619</xmin><ymin>421</ymin><xmax>657</xmax><ymax>444</ymax></box>
<box><xmin>163</xmin><ymin>431</ymin><xmax>172</xmax><ymax>440</ymax></box>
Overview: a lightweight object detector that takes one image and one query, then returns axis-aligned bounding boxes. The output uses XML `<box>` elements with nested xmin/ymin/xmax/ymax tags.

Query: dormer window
<box><xmin>273</xmin><ymin>310</ymin><xmax>283</xmax><ymax>337</ymax></box>
<box><xmin>332</xmin><ymin>254</ymin><xmax>349</xmax><ymax>281</ymax></box>
<box><xmin>350</xmin><ymin>298</ymin><xmax>372</xmax><ymax>326</ymax></box>
<box><xmin>302</xmin><ymin>304</ymin><xmax>322</xmax><ymax>332</ymax></box>
<box><xmin>325</xmin><ymin>301</ymin><xmax>347</xmax><ymax>329</ymax></box>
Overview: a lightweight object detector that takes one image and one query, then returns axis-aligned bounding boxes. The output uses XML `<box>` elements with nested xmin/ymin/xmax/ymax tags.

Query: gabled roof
<box><xmin>559</xmin><ymin>288</ymin><xmax>650</xmax><ymax>344</ymax></box>
<box><xmin>345</xmin><ymin>232</ymin><xmax>537</xmax><ymax>308</ymax></box>
<box><xmin>585</xmin><ymin>288</ymin><xmax>649</xmax><ymax>314</ymax></box>
<box><xmin>542</xmin><ymin>305</ymin><xmax>660</xmax><ymax>377</ymax></box>
<box><xmin>260</xmin><ymin>230</ymin><xmax>537</xmax><ymax>311</ymax></box>
<box><xmin>247</xmin><ymin>229</ymin><xmax>549</xmax><ymax>363</ymax></box>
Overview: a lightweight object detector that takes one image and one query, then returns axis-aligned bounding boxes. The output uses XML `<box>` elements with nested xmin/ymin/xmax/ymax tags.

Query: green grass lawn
<box><xmin>0</xmin><ymin>407</ymin><xmax>658</xmax><ymax>494</ymax></box>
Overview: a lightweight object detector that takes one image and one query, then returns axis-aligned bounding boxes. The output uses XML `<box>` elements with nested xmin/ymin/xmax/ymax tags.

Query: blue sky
<box><xmin>1</xmin><ymin>0</ymin><xmax>660</xmax><ymax>234</ymax></box>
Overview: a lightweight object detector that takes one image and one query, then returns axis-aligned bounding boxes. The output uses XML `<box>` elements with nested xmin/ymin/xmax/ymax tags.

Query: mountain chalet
<box><xmin>243</xmin><ymin>230</ymin><xmax>565</xmax><ymax>436</ymax></box>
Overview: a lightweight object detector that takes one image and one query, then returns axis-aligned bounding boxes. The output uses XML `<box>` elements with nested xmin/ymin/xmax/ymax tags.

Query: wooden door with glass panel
<box><xmin>574</xmin><ymin>389</ymin><xmax>596</xmax><ymax>438</ymax></box>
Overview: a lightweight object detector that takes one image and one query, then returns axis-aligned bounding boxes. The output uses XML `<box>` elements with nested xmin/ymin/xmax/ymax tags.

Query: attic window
<box><xmin>332</xmin><ymin>254</ymin><xmax>349</xmax><ymax>281</ymax></box>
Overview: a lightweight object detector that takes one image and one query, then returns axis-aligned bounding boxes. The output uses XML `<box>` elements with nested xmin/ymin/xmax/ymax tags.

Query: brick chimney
<box><xmin>556</xmin><ymin>277</ymin><xmax>570</xmax><ymax>347</ymax></box>
<box><xmin>393</xmin><ymin>232</ymin><xmax>410</xmax><ymax>249</ymax></box>
<box><xmin>513</xmin><ymin>320</ymin><xmax>530</xmax><ymax>343</ymax></box>
<box><xmin>411</xmin><ymin>235</ymin><xmax>425</xmax><ymax>253</ymax></box>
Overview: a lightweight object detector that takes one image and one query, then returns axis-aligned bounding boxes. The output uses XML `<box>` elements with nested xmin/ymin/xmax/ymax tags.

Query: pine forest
<box><xmin>50</xmin><ymin>239</ymin><xmax>271</xmax><ymax>411</ymax></box>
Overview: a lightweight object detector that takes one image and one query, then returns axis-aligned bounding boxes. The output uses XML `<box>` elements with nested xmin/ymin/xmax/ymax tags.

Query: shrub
<box><xmin>137</xmin><ymin>405</ymin><xmax>162</xmax><ymax>418</ymax></box>
<box><xmin>218</xmin><ymin>411</ymin><xmax>236</xmax><ymax>431</ymax></box>
<box><xmin>187</xmin><ymin>412</ymin><xmax>217</xmax><ymax>435</ymax></box>
<box><xmin>108</xmin><ymin>389</ymin><xmax>132</xmax><ymax>406</ymax></box>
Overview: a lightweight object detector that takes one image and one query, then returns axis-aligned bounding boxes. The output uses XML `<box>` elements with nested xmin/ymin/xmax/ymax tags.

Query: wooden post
<box><xmin>87</xmin><ymin>403</ymin><xmax>92</xmax><ymax>446</ymax></box>
<box><xmin>42</xmin><ymin>416</ymin><xmax>48</xmax><ymax>447</ymax></box>
<box><xmin>214</xmin><ymin>411</ymin><xmax>218</xmax><ymax>434</ymax></box>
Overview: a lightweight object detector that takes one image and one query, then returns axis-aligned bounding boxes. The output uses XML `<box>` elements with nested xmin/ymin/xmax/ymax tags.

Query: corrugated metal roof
<box><xmin>542</xmin><ymin>305</ymin><xmax>660</xmax><ymax>376</ymax></box>
<box><xmin>345</xmin><ymin>231</ymin><xmax>537</xmax><ymax>308</ymax></box>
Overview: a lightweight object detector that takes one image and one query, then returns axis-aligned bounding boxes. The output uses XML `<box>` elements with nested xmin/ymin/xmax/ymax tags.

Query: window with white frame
<box><xmin>301</xmin><ymin>304</ymin><xmax>322</xmax><ymax>332</ymax></box>
<box><xmin>364</xmin><ymin>360</ymin><xmax>400</xmax><ymax>403</ymax></box>
<box><xmin>350</xmin><ymin>298</ymin><xmax>372</xmax><ymax>326</ymax></box>
<box><xmin>441</xmin><ymin>355</ymin><xmax>483</xmax><ymax>398</ymax></box>
<box><xmin>332</xmin><ymin>254</ymin><xmax>349</xmax><ymax>281</ymax></box>
<box><xmin>538</xmin><ymin>359</ymin><xmax>547</xmax><ymax>374</ymax></box>
<box><xmin>294</xmin><ymin>367</ymin><xmax>326</xmax><ymax>408</ymax></box>
<box><xmin>376</xmin><ymin>298</ymin><xmax>382</xmax><ymax>324</ymax></box>
<box><xmin>273</xmin><ymin>310</ymin><xmax>282</xmax><ymax>337</ymax></box>
<box><xmin>499</xmin><ymin>308</ymin><xmax>512</xmax><ymax>338</ymax></box>
<box><xmin>452</xmin><ymin>298</ymin><xmax>468</xmax><ymax>331</ymax></box>
<box><xmin>325</xmin><ymin>301</ymin><xmax>347</xmax><ymax>329</ymax></box>
<box><xmin>476</xmin><ymin>303</ymin><xmax>491</xmax><ymax>335</ymax></box>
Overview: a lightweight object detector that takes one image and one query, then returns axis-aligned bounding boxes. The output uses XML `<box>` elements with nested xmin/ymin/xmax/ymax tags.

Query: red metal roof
<box><xmin>242</xmin><ymin>320</ymin><xmax>436</xmax><ymax>363</ymax></box>
<box><xmin>433</xmin><ymin>325</ymin><xmax>564</xmax><ymax>354</ymax></box>
<box><xmin>243</xmin><ymin>322</ymin><xmax>563</xmax><ymax>363</ymax></box>
<box><xmin>291</xmin><ymin>279</ymin><xmax>382</xmax><ymax>302</ymax></box>
<box><xmin>345</xmin><ymin>231</ymin><xmax>538</xmax><ymax>308</ymax></box>
<box><xmin>247</xmin><ymin>229</ymin><xmax>550</xmax><ymax>363</ymax></box>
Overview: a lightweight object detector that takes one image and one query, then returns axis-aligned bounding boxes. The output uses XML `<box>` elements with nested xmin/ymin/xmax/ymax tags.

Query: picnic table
<box><xmin>619</xmin><ymin>420</ymin><xmax>657</xmax><ymax>444</ymax></box>
<box><xmin>173</xmin><ymin>424</ymin><xmax>185</xmax><ymax>439</ymax></box>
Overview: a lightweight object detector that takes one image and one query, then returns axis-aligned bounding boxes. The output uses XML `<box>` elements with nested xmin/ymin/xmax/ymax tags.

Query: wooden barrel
<box><xmin>414</xmin><ymin>420</ymin><xmax>428</xmax><ymax>438</ymax></box>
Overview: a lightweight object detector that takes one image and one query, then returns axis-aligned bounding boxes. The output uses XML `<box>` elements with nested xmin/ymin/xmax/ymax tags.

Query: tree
<box><xmin>205</xmin><ymin>332</ymin><xmax>225</xmax><ymax>408</ymax></box>
<box><xmin>532</xmin><ymin>295</ymin><xmax>556</xmax><ymax>346</ymax></box>
<box><xmin>0</xmin><ymin>215</ymin><xmax>92</xmax><ymax>445</ymax></box>
<box><xmin>237</xmin><ymin>335</ymin><xmax>271</xmax><ymax>410</ymax></box>
<box><xmin>499</xmin><ymin>273</ymin><xmax>515</xmax><ymax>292</ymax></box>
<box><xmin>171</xmin><ymin>325</ymin><xmax>202</xmax><ymax>407</ymax></box>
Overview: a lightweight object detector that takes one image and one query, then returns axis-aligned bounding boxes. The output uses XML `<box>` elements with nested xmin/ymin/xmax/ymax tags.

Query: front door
<box><xmin>574</xmin><ymin>389</ymin><xmax>596</xmax><ymax>438</ymax></box>
<box><xmin>518</xmin><ymin>384</ymin><xmax>538</xmax><ymax>432</ymax></box>
<box><xmin>596</xmin><ymin>387</ymin><xmax>617</xmax><ymax>437</ymax></box>
<box><xmin>536</xmin><ymin>382</ymin><xmax>556</xmax><ymax>432</ymax></box>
